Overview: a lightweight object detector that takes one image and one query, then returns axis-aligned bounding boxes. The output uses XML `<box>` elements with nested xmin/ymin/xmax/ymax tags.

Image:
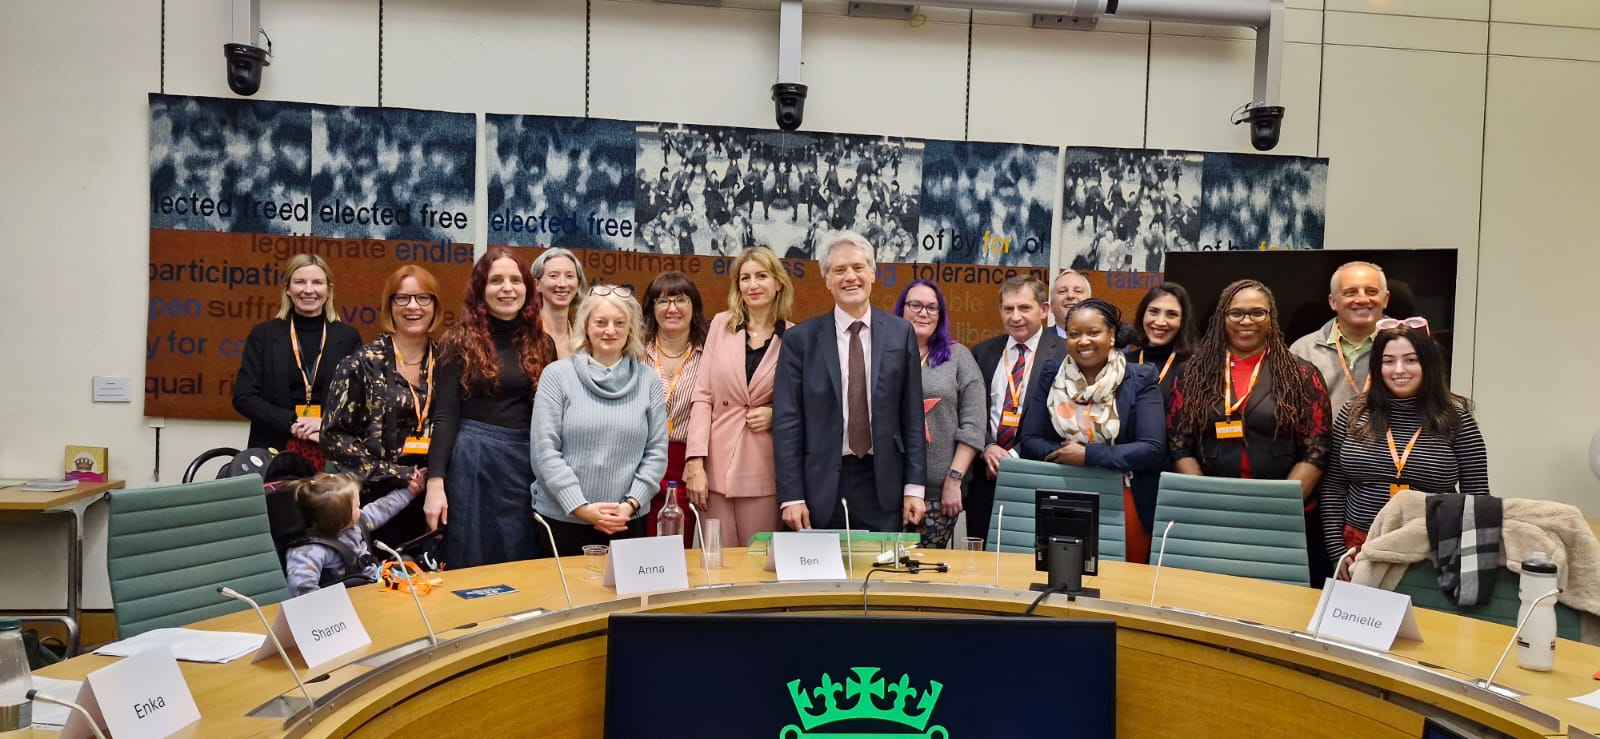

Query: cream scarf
<box><xmin>1047</xmin><ymin>350</ymin><xmax>1126</xmax><ymax>445</ymax></box>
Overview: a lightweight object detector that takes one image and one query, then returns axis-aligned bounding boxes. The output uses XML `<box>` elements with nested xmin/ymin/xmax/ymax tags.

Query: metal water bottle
<box><xmin>0</xmin><ymin>618</ymin><xmax>33</xmax><ymax>731</ymax></box>
<box><xmin>1516</xmin><ymin>551</ymin><xmax>1558</xmax><ymax>671</ymax></box>
<box><xmin>657</xmin><ymin>482</ymin><xmax>685</xmax><ymax>542</ymax></box>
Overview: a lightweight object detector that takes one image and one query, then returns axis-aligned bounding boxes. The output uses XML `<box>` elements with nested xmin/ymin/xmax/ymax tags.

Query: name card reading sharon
<box><xmin>770</xmin><ymin>532</ymin><xmax>848</xmax><ymax>581</ymax></box>
<box><xmin>253</xmin><ymin>582</ymin><xmax>372</xmax><ymax>673</ymax></box>
<box><xmin>603</xmin><ymin>535</ymin><xmax>690</xmax><ymax>595</ymax></box>
<box><xmin>61</xmin><ymin>646</ymin><xmax>201</xmax><ymax>739</ymax></box>
<box><xmin>1305</xmin><ymin>578</ymin><xmax>1423</xmax><ymax>651</ymax></box>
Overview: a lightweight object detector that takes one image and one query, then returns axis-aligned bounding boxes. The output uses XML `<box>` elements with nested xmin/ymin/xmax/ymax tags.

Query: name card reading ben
<box><xmin>61</xmin><ymin>646</ymin><xmax>201</xmax><ymax>739</ymax></box>
<box><xmin>253</xmin><ymin>582</ymin><xmax>372</xmax><ymax>673</ymax></box>
<box><xmin>604</xmin><ymin>535</ymin><xmax>690</xmax><ymax>595</ymax></box>
<box><xmin>769</xmin><ymin>532</ymin><xmax>848</xmax><ymax>581</ymax></box>
<box><xmin>1305</xmin><ymin>578</ymin><xmax>1423</xmax><ymax>651</ymax></box>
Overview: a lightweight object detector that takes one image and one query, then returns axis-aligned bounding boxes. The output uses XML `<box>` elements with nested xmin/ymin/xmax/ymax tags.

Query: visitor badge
<box><xmin>403</xmin><ymin>436</ymin><xmax>431</xmax><ymax>455</ymax></box>
<box><xmin>1390</xmin><ymin>483</ymin><xmax>1410</xmax><ymax>497</ymax></box>
<box><xmin>295</xmin><ymin>404</ymin><xmax>322</xmax><ymax>418</ymax></box>
<box><xmin>1000</xmin><ymin>411</ymin><xmax>1021</xmax><ymax>428</ymax></box>
<box><xmin>1214</xmin><ymin>420</ymin><xmax>1244</xmax><ymax>439</ymax></box>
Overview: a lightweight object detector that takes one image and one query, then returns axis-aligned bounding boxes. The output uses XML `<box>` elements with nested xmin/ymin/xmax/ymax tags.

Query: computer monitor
<box><xmin>604</xmin><ymin>614</ymin><xmax>1117</xmax><ymax>738</ymax></box>
<box><xmin>1034</xmin><ymin>489</ymin><xmax>1099</xmax><ymax>595</ymax></box>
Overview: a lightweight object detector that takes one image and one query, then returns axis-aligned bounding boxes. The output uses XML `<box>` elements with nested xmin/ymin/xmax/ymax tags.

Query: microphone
<box><xmin>993</xmin><ymin>504</ymin><xmax>1004</xmax><ymax>587</ymax></box>
<box><xmin>533</xmin><ymin>513</ymin><xmax>574</xmax><ymax>609</ymax></box>
<box><xmin>26</xmin><ymin>689</ymin><xmax>106</xmax><ymax>739</ymax></box>
<box><xmin>1306</xmin><ymin>548</ymin><xmax>1361</xmax><ymax>637</ymax></box>
<box><xmin>688</xmin><ymin>503</ymin><xmax>712</xmax><ymax>586</ymax></box>
<box><xmin>217</xmin><ymin>586</ymin><xmax>315</xmax><ymax>712</ymax></box>
<box><xmin>841</xmin><ymin>498</ymin><xmax>854</xmax><ymax>579</ymax></box>
<box><xmin>373</xmin><ymin>541</ymin><xmax>438</xmax><ymax>646</ymax></box>
<box><xmin>1480</xmin><ymin>588</ymin><xmax>1562</xmax><ymax>690</ymax></box>
<box><xmin>1148</xmin><ymin>520</ymin><xmax>1175</xmax><ymax>607</ymax></box>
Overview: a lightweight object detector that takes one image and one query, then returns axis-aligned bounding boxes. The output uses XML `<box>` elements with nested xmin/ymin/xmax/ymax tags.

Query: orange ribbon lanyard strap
<box><xmin>1004</xmin><ymin>347</ymin><xmax>1029</xmax><ymax>410</ymax></box>
<box><xmin>1386</xmin><ymin>426</ymin><xmax>1423</xmax><ymax>479</ymax></box>
<box><xmin>289</xmin><ymin>319</ymin><xmax>328</xmax><ymax>405</ymax></box>
<box><xmin>394</xmin><ymin>343</ymin><xmax>434</xmax><ymax>435</ymax></box>
<box><xmin>654</xmin><ymin>340</ymin><xmax>691</xmax><ymax>435</ymax></box>
<box><xmin>1224</xmin><ymin>352</ymin><xmax>1265</xmax><ymax>417</ymax></box>
<box><xmin>1138</xmin><ymin>349</ymin><xmax>1175</xmax><ymax>382</ymax></box>
<box><xmin>1335</xmin><ymin>340</ymin><xmax>1371</xmax><ymax>394</ymax></box>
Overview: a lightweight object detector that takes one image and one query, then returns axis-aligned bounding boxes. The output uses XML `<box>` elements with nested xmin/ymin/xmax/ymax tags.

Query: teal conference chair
<box><xmin>106</xmin><ymin>474</ymin><xmax>289</xmax><ymax>638</ymax></box>
<box><xmin>987</xmin><ymin>457</ymin><xmax>1127</xmax><ymax>561</ymax></box>
<box><xmin>1395</xmin><ymin>560</ymin><xmax>1581</xmax><ymax>641</ymax></box>
<box><xmin>1151</xmin><ymin>472</ymin><xmax>1309</xmax><ymax>587</ymax></box>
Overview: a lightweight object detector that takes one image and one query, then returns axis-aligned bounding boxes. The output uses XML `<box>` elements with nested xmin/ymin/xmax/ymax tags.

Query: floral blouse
<box><xmin>322</xmin><ymin>333</ymin><xmax>437</xmax><ymax>487</ymax></box>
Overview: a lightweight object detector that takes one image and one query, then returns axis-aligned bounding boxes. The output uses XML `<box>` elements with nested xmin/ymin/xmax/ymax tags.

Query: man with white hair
<box><xmin>1050</xmin><ymin>269</ymin><xmax>1092</xmax><ymax>338</ymax></box>
<box><xmin>1289</xmin><ymin>261</ymin><xmax>1391</xmax><ymax>413</ymax></box>
<box><xmin>773</xmin><ymin>231</ymin><xmax>927</xmax><ymax>533</ymax></box>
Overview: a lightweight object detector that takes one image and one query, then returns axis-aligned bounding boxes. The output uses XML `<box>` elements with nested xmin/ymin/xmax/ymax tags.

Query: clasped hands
<box><xmin>289</xmin><ymin>415</ymin><xmax>321</xmax><ymax>443</ymax></box>
<box><xmin>576</xmin><ymin>501</ymin><xmax>635</xmax><ymax>535</ymax></box>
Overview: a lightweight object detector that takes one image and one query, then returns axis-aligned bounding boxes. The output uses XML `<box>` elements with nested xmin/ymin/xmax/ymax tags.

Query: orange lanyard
<box><xmin>393</xmin><ymin>342</ymin><xmax>434</xmax><ymax>435</ymax></box>
<box><xmin>1335</xmin><ymin>339</ymin><xmax>1371</xmax><ymax>394</ymax></box>
<box><xmin>1386</xmin><ymin>426</ymin><xmax>1423</xmax><ymax>479</ymax></box>
<box><xmin>654</xmin><ymin>340</ymin><xmax>691</xmax><ymax>434</ymax></box>
<box><xmin>1004</xmin><ymin>344</ymin><xmax>1030</xmax><ymax>408</ymax></box>
<box><xmin>1138</xmin><ymin>349</ymin><xmax>1176</xmax><ymax>384</ymax></box>
<box><xmin>1224</xmin><ymin>351</ymin><xmax>1266</xmax><ymax>417</ymax></box>
<box><xmin>289</xmin><ymin>319</ymin><xmax>327</xmax><ymax>405</ymax></box>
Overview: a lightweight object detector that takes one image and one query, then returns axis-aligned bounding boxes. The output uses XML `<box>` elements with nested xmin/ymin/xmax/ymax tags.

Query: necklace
<box><xmin>657</xmin><ymin>337</ymin><xmax>689</xmax><ymax>359</ymax></box>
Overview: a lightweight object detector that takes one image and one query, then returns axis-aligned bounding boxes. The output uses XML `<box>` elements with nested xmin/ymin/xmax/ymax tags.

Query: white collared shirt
<box><xmin>989</xmin><ymin>328</ymin><xmax>1042</xmax><ymax>438</ymax></box>
<box><xmin>834</xmin><ymin>305</ymin><xmax>873</xmax><ymax>456</ymax></box>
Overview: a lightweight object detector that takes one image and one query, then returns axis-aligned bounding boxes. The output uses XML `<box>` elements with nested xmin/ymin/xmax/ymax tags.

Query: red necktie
<box><xmin>996</xmin><ymin>344</ymin><xmax>1027</xmax><ymax>450</ymax></box>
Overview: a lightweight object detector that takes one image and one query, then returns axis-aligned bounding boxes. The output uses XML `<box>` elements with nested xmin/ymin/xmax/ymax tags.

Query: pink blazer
<box><xmin>686</xmin><ymin>311</ymin><xmax>785</xmax><ymax>498</ymax></box>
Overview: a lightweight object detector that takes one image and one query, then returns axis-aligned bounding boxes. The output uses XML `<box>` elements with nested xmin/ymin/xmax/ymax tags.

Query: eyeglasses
<box><xmin>590</xmin><ymin>284</ymin><xmax>634</xmax><ymax>298</ymax></box>
<box><xmin>1225</xmin><ymin>308</ymin><xmax>1270</xmax><ymax>323</ymax></box>
<box><xmin>655</xmin><ymin>295</ymin><xmax>692</xmax><ymax>309</ymax></box>
<box><xmin>390</xmin><ymin>293</ymin><xmax>436</xmax><ymax>307</ymax></box>
<box><xmin>1376</xmin><ymin>316</ymin><xmax>1430</xmax><ymax>334</ymax></box>
<box><xmin>902</xmin><ymin>300</ymin><xmax>940</xmax><ymax>316</ymax></box>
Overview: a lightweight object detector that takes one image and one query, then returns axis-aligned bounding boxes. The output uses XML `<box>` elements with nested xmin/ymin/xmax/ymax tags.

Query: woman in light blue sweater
<box><xmin>532</xmin><ymin>284</ymin><xmax>669</xmax><ymax>556</ymax></box>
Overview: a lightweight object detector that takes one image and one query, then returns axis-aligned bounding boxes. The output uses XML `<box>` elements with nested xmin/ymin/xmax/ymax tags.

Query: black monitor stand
<box><xmin>1029</xmin><ymin>535</ymin><xmax>1099</xmax><ymax>598</ymax></box>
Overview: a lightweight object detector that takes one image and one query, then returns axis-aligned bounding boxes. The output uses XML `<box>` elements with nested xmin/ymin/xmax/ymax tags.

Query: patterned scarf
<box><xmin>1047</xmin><ymin>350</ymin><xmax>1126</xmax><ymax>445</ymax></box>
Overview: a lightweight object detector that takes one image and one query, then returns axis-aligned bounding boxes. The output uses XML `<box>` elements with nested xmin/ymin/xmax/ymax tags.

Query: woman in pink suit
<box><xmin>683</xmin><ymin>246</ymin><xmax>796</xmax><ymax>546</ymax></box>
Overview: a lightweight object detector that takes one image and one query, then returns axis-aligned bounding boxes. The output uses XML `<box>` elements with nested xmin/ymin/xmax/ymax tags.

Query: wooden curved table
<box><xmin>29</xmin><ymin>549</ymin><xmax>1600</xmax><ymax>738</ymax></box>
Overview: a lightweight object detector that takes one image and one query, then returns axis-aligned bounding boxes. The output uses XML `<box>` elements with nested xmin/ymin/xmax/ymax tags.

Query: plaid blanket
<box><xmin>1425</xmin><ymin>493</ymin><xmax>1503</xmax><ymax>607</ymax></box>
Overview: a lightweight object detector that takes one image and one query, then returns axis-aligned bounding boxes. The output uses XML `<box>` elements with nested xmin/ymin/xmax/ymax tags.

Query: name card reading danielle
<box><xmin>61</xmin><ymin>646</ymin><xmax>201</xmax><ymax>739</ymax></box>
<box><xmin>604</xmin><ymin>535</ymin><xmax>691</xmax><ymax>595</ymax></box>
<box><xmin>1305</xmin><ymin>578</ymin><xmax>1423</xmax><ymax>651</ymax></box>
<box><xmin>252</xmin><ymin>582</ymin><xmax>373</xmax><ymax>673</ymax></box>
<box><xmin>769</xmin><ymin>532</ymin><xmax>848</xmax><ymax>581</ymax></box>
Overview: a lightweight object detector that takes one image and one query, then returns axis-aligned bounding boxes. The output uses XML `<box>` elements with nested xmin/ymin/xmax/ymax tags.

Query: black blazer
<box><xmin>233</xmin><ymin>317</ymin><xmax>363</xmax><ymax>450</ymax></box>
<box><xmin>970</xmin><ymin>329</ymin><xmax>1067</xmax><ymax>447</ymax></box>
<box><xmin>772</xmin><ymin>307</ymin><xmax>927</xmax><ymax>519</ymax></box>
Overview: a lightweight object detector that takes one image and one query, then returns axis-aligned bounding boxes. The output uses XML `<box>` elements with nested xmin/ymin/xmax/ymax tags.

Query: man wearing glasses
<box><xmin>773</xmin><ymin>231</ymin><xmax>927</xmax><ymax>533</ymax></box>
<box><xmin>1289</xmin><ymin>261</ymin><xmax>1390</xmax><ymax>413</ymax></box>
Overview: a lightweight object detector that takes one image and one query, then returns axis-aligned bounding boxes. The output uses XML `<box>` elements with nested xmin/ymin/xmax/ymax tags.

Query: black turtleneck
<box><xmin>289</xmin><ymin>312</ymin><xmax>327</xmax><ymax>397</ymax></box>
<box><xmin>427</xmin><ymin>316</ymin><xmax>537</xmax><ymax>477</ymax></box>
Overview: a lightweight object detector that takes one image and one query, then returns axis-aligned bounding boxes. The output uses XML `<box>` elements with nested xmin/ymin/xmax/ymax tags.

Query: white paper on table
<box><xmin>1572</xmin><ymin>686</ymin><xmax>1600</xmax><ymax>710</ymax></box>
<box><xmin>28</xmin><ymin>676</ymin><xmax>84</xmax><ymax>728</ymax></box>
<box><xmin>95</xmin><ymin>627</ymin><xmax>266</xmax><ymax>663</ymax></box>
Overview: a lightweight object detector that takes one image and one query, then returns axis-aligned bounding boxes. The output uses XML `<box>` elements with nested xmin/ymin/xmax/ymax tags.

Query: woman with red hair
<box><xmin>425</xmin><ymin>247</ymin><xmax>556</xmax><ymax>568</ymax></box>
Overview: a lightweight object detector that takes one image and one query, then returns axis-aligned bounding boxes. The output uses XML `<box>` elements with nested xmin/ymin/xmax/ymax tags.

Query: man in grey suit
<box><xmin>773</xmin><ymin>231</ymin><xmax>927</xmax><ymax>533</ymax></box>
<box><xmin>965</xmin><ymin>275</ymin><xmax>1067</xmax><ymax>540</ymax></box>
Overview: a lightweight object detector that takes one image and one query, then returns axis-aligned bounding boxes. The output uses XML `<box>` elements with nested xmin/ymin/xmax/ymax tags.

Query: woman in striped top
<box><xmin>642</xmin><ymin>271</ymin><xmax>707</xmax><ymax>545</ymax></box>
<box><xmin>1318</xmin><ymin>321</ymin><xmax>1489</xmax><ymax>572</ymax></box>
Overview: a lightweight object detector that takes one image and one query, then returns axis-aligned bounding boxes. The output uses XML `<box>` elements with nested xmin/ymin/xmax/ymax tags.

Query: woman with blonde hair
<box><xmin>532</xmin><ymin>284</ymin><xmax>668</xmax><ymax>555</ymax></box>
<box><xmin>530</xmin><ymin>247</ymin><xmax>587</xmax><ymax>359</ymax></box>
<box><xmin>684</xmin><ymin>246</ymin><xmax>795</xmax><ymax>546</ymax></box>
<box><xmin>233</xmin><ymin>253</ymin><xmax>362</xmax><ymax>466</ymax></box>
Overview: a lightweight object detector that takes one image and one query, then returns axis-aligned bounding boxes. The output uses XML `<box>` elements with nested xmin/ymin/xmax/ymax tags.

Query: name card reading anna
<box><xmin>604</xmin><ymin>535</ymin><xmax>690</xmax><ymax>595</ymax></box>
<box><xmin>769</xmin><ymin>532</ymin><xmax>848</xmax><ymax>581</ymax></box>
<box><xmin>252</xmin><ymin>582</ymin><xmax>372</xmax><ymax>673</ymax></box>
<box><xmin>61</xmin><ymin>646</ymin><xmax>201</xmax><ymax>739</ymax></box>
<box><xmin>1305</xmin><ymin>578</ymin><xmax>1423</xmax><ymax>651</ymax></box>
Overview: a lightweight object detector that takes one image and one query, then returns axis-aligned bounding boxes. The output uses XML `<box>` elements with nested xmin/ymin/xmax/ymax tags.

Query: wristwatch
<box><xmin>946</xmin><ymin>468</ymin><xmax>964</xmax><ymax>481</ymax></box>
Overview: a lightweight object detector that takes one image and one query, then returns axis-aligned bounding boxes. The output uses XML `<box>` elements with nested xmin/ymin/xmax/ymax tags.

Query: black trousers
<box><xmin>544</xmin><ymin>516</ymin><xmax>648</xmax><ymax>558</ymax></box>
<box><xmin>816</xmin><ymin>455</ymin><xmax>900</xmax><ymax>533</ymax></box>
<box><xmin>965</xmin><ymin>474</ymin><xmax>997</xmax><ymax>541</ymax></box>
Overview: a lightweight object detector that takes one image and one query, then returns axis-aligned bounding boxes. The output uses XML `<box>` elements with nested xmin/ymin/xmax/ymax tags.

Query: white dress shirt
<box><xmin>989</xmin><ymin>328</ymin><xmax>1043</xmax><ymax>440</ymax></box>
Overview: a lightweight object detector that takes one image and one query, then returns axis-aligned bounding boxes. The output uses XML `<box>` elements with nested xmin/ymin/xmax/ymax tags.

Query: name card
<box><xmin>603</xmin><ymin>535</ymin><xmax>690</xmax><ymax>595</ymax></box>
<box><xmin>253</xmin><ymin>582</ymin><xmax>372</xmax><ymax>673</ymax></box>
<box><xmin>769</xmin><ymin>532</ymin><xmax>847</xmax><ymax>581</ymax></box>
<box><xmin>1305</xmin><ymin>578</ymin><xmax>1423</xmax><ymax>651</ymax></box>
<box><xmin>62</xmin><ymin>646</ymin><xmax>200</xmax><ymax>739</ymax></box>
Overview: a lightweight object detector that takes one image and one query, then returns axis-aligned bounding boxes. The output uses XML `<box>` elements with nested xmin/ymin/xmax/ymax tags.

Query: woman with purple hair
<box><xmin>894</xmin><ymin>280</ymin><xmax>985</xmax><ymax>548</ymax></box>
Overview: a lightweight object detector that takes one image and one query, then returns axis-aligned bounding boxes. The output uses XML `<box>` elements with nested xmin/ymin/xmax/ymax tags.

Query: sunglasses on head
<box><xmin>1376</xmin><ymin>316</ymin><xmax>1430</xmax><ymax>334</ymax></box>
<box><xmin>590</xmin><ymin>284</ymin><xmax>634</xmax><ymax>298</ymax></box>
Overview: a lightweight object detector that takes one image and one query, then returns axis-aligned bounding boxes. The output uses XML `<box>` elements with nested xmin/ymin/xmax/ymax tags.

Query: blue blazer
<box><xmin>1018</xmin><ymin>362</ymin><xmax>1166</xmax><ymax>530</ymax></box>
<box><xmin>772</xmin><ymin>307</ymin><xmax>927</xmax><ymax>518</ymax></box>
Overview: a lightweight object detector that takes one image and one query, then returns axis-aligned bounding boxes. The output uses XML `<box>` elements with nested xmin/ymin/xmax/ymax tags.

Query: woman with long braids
<box><xmin>424</xmin><ymin>248</ymin><xmax>556</xmax><ymax>568</ymax></box>
<box><xmin>1168</xmin><ymin>279</ymin><xmax>1334</xmax><ymax>584</ymax></box>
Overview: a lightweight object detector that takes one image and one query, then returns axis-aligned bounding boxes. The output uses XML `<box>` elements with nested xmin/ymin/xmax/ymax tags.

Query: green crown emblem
<box><xmin>781</xmin><ymin>666</ymin><xmax>946</xmax><ymax>738</ymax></box>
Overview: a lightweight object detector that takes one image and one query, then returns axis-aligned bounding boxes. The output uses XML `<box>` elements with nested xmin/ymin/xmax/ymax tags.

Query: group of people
<box><xmin>233</xmin><ymin>233</ymin><xmax>1486</xmax><ymax>593</ymax></box>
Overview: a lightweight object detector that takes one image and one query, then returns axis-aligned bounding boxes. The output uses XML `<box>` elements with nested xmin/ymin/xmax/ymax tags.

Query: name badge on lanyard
<box><xmin>395</xmin><ymin>343</ymin><xmax>434</xmax><ymax>458</ymax></box>
<box><xmin>1214</xmin><ymin>420</ymin><xmax>1244</xmax><ymax>439</ymax></box>
<box><xmin>1000</xmin><ymin>410</ymin><xmax>1021</xmax><ymax>429</ymax></box>
<box><xmin>295</xmin><ymin>404</ymin><xmax>322</xmax><ymax>419</ymax></box>
<box><xmin>403</xmin><ymin>436</ymin><xmax>431</xmax><ymax>455</ymax></box>
<box><xmin>1217</xmin><ymin>352</ymin><xmax>1264</xmax><ymax>441</ymax></box>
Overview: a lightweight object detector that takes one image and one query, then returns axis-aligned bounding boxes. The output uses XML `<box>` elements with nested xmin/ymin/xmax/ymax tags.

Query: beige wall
<box><xmin>2</xmin><ymin>0</ymin><xmax>1597</xmax><ymax>609</ymax></box>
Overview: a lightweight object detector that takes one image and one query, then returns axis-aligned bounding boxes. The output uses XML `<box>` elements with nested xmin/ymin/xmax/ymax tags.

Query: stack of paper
<box><xmin>20</xmin><ymin>479</ymin><xmax>77</xmax><ymax>492</ymax></box>
<box><xmin>94</xmin><ymin>627</ymin><xmax>265</xmax><ymax>663</ymax></box>
<box><xmin>28</xmin><ymin>676</ymin><xmax>84</xmax><ymax>730</ymax></box>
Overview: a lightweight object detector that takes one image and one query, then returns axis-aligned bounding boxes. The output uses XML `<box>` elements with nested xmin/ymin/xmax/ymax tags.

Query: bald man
<box><xmin>1050</xmin><ymin>270</ymin><xmax>1092</xmax><ymax>338</ymax></box>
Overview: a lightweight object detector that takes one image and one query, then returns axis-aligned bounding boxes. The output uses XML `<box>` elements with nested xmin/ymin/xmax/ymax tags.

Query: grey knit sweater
<box><xmin>531</xmin><ymin>352</ymin><xmax>668</xmax><ymax>524</ymax></box>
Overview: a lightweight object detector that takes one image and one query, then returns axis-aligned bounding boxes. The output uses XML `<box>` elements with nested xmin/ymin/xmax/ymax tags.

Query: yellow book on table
<box><xmin>65</xmin><ymin>445</ymin><xmax>109</xmax><ymax>483</ymax></box>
